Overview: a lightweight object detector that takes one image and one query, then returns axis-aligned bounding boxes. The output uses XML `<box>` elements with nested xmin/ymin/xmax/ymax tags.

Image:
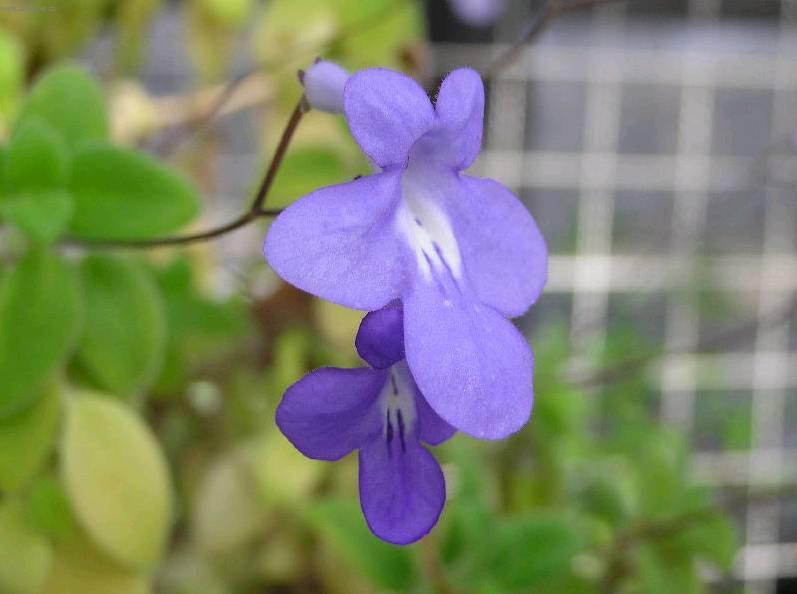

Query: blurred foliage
<box><xmin>0</xmin><ymin>3</ymin><xmax>744</xmax><ymax>594</ymax></box>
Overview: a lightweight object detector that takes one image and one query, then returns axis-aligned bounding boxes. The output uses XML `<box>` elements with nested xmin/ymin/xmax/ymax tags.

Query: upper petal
<box><xmin>431</xmin><ymin>68</ymin><xmax>485</xmax><ymax>170</ymax></box>
<box><xmin>403</xmin><ymin>279</ymin><xmax>534</xmax><ymax>440</ymax></box>
<box><xmin>355</xmin><ymin>303</ymin><xmax>405</xmax><ymax>369</ymax></box>
<box><xmin>344</xmin><ymin>69</ymin><xmax>435</xmax><ymax>168</ymax></box>
<box><xmin>264</xmin><ymin>172</ymin><xmax>405</xmax><ymax>311</ymax></box>
<box><xmin>276</xmin><ymin>367</ymin><xmax>386</xmax><ymax>461</ymax></box>
<box><xmin>359</xmin><ymin>436</ymin><xmax>446</xmax><ymax>545</ymax></box>
<box><xmin>450</xmin><ymin>175</ymin><xmax>548</xmax><ymax>317</ymax></box>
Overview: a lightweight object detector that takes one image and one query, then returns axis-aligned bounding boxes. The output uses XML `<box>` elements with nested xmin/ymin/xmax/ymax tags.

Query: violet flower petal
<box><xmin>355</xmin><ymin>303</ymin><xmax>405</xmax><ymax>369</ymax></box>
<box><xmin>430</xmin><ymin>67</ymin><xmax>484</xmax><ymax>170</ymax></box>
<box><xmin>276</xmin><ymin>367</ymin><xmax>386</xmax><ymax>461</ymax></box>
<box><xmin>359</xmin><ymin>436</ymin><xmax>446</xmax><ymax>545</ymax></box>
<box><xmin>414</xmin><ymin>386</ymin><xmax>456</xmax><ymax>446</ymax></box>
<box><xmin>450</xmin><ymin>175</ymin><xmax>548</xmax><ymax>317</ymax></box>
<box><xmin>344</xmin><ymin>68</ymin><xmax>435</xmax><ymax>168</ymax></box>
<box><xmin>264</xmin><ymin>173</ymin><xmax>405</xmax><ymax>311</ymax></box>
<box><xmin>403</xmin><ymin>279</ymin><xmax>534</xmax><ymax>440</ymax></box>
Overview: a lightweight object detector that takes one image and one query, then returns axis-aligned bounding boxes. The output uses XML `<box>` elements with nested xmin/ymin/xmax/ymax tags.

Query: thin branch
<box><xmin>483</xmin><ymin>0</ymin><xmax>626</xmax><ymax>78</ymax></box>
<box><xmin>145</xmin><ymin>0</ymin><xmax>410</xmax><ymax>155</ymax></box>
<box><xmin>147</xmin><ymin>72</ymin><xmax>254</xmax><ymax>155</ymax></box>
<box><xmin>67</xmin><ymin>96</ymin><xmax>308</xmax><ymax>249</ymax></box>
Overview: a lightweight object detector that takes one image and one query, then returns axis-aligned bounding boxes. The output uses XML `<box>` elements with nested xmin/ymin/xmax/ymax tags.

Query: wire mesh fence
<box><xmin>428</xmin><ymin>2</ymin><xmax>797</xmax><ymax>591</ymax></box>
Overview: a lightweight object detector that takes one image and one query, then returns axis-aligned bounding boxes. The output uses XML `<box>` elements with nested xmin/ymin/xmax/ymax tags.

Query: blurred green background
<box><xmin>0</xmin><ymin>1</ymin><xmax>795</xmax><ymax>593</ymax></box>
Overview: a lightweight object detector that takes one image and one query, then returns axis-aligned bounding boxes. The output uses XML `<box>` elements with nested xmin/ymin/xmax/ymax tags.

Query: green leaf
<box><xmin>17</xmin><ymin>64</ymin><xmax>108</xmax><ymax>150</ymax></box>
<box><xmin>61</xmin><ymin>393</ymin><xmax>173</xmax><ymax>569</ymax></box>
<box><xmin>0</xmin><ymin>383</ymin><xmax>60</xmax><ymax>493</ymax></box>
<box><xmin>5</xmin><ymin>119</ymin><xmax>69</xmax><ymax>192</ymax></box>
<box><xmin>76</xmin><ymin>254</ymin><xmax>166</xmax><ymax>397</ymax></box>
<box><xmin>304</xmin><ymin>499</ymin><xmax>416</xmax><ymax>591</ymax></box>
<box><xmin>269</xmin><ymin>146</ymin><xmax>344</xmax><ymax>208</ymax></box>
<box><xmin>26</xmin><ymin>476</ymin><xmax>78</xmax><ymax>540</ymax></box>
<box><xmin>0</xmin><ymin>31</ymin><xmax>24</xmax><ymax>125</ymax></box>
<box><xmin>488</xmin><ymin>514</ymin><xmax>584</xmax><ymax>592</ymax></box>
<box><xmin>68</xmin><ymin>144</ymin><xmax>201</xmax><ymax>241</ymax></box>
<box><xmin>0</xmin><ymin>500</ymin><xmax>52</xmax><ymax>594</ymax></box>
<box><xmin>669</xmin><ymin>511</ymin><xmax>738</xmax><ymax>571</ymax></box>
<box><xmin>636</xmin><ymin>544</ymin><xmax>703</xmax><ymax>594</ymax></box>
<box><xmin>1</xmin><ymin>190</ymin><xmax>74</xmax><ymax>243</ymax></box>
<box><xmin>0</xmin><ymin>250</ymin><xmax>81</xmax><ymax>419</ymax></box>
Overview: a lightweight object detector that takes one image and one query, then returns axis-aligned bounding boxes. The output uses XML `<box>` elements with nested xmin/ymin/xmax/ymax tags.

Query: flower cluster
<box><xmin>265</xmin><ymin>61</ymin><xmax>547</xmax><ymax>544</ymax></box>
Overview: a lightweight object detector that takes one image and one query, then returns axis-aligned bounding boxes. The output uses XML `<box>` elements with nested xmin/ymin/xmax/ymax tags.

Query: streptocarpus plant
<box><xmin>265</xmin><ymin>62</ymin><xmax>548</xmax><ymax>542</ymax></box>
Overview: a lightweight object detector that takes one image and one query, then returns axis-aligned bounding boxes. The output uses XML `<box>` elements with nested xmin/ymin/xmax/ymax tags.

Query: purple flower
<box><xmin>266</xmin><ymin>67</ymin><xmax>547</xmax><ymax>439</ymax></box>
<box><xmin>276</xmin><ymin>305</ymin><xmax>454</xmax><ymax>544</ymax></box>
<box><xmin>448</xmin><ymin>0</ymin><xmax>505</xmax><ymax>26</ymax></box>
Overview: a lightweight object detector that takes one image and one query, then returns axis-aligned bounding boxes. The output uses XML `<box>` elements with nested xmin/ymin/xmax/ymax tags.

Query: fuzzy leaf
<box><xmin>17</xmin><ymin>64</ymin><xmax>108</xmax><ymax>150</ymax></box>
<box><xmin>0</xmin><ymin>383</ymin><xmax>60</xmax><ymax>493</ymax></box>
<box><xmin>4</xmin><ymin>119</ymin><xmax>68</xmax><ymax>192</ymax></box>
<box><xmin>0</xmin><ymin>500</ymin><xmax>52</xmax><ymax>594</ymax></box>
<box><xmin>0</xmin><ymin>250</ymin><xmax>81</xmax><ymax>419</ymax></box>
<box><xmin>61</xmin><ymin>394</ymin><xmax>172</xmax><ymax>569</ymax></box>
<box><xmin>1</xmin><ymin>190</ymin><xmax>74</xmax><ymax>243</ymax></box>
<box><xmin>68</xmin><ymin>145</ymin><xmax>200</xmax><ymax>241</ymax></box>
<box><xmin>76</xmin><ymin>255</ymin><xmax>166</xmax><ymax>397</ymax></box>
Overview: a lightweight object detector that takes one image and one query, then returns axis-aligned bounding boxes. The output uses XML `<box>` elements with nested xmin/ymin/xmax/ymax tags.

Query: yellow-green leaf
<box><xmin>61</xmin><ymin>393</ymin><xmax>172</xmax><ymax>569</ymax></box>
<box><xmin>0</xmin><ymin>500</ymin><xmax>52</xmax><ymax>594</ymax></box>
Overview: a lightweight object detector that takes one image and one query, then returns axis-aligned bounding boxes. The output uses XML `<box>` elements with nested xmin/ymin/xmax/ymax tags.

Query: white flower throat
<box><xmin>396</xmin><ymin>171</ymin><xmax>463</xmax><ymax>285</ymax></box>
<box><xmin>379</xmin><ymin>361</ymin><xmax>417</xmax><ymax>452</ymax></box>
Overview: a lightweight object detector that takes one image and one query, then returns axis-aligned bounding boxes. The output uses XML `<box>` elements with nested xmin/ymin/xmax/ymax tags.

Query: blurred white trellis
<box><xmin>435</xmin><ymin>2</ymin><xmax>796</xmax><ymax>591</ymax></box>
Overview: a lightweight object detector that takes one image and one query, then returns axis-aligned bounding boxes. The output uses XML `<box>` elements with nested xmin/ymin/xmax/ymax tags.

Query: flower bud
<box><xmin>449</xmin><ymin>0</ymin><xmax>505</xmax><ymax>27</ymax></box>
<box><xmin>302</xmin><ymin>60</ymin><xmax>349</xmax><ymax>114</ymax></box>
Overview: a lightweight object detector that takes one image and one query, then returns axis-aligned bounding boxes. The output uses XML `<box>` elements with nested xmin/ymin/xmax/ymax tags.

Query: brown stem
<box><xmin>67</xmin><ymin>97</ymin><xmax>308</xmax><ymax>250</ymax></box>
<box><xmin>483</xmin><ymin>0</ymin><xmax>626</xmax><ymax>78</ymax></box>
<box><xmin>144</xmin><ymin>0</ymin><xmax>410</xmax><ymax>156</ymax></box>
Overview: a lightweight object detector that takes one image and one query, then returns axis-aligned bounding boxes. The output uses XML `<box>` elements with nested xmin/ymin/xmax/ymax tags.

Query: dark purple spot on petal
<box><xmin>397</xmin><ymin>409</ymin><xmax>407</xmax><ymax>453</ymax></box>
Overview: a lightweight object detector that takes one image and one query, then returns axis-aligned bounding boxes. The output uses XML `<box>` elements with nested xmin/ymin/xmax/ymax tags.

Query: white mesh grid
<box><xmin>435</xmin><ymin>7</ymin><xmax>797</xmax><ymax>590</ymax></box>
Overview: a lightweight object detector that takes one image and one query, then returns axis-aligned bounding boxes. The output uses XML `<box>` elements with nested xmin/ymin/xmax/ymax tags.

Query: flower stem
<box><xmin>484</xmin><ymin>0</ymin><xmax>627</xmax><ymax>78</ymax></box>
<box><xmin>67</xmin><ymin>96</ymin><xmax>308</xmax><ymax>249</ymax></box>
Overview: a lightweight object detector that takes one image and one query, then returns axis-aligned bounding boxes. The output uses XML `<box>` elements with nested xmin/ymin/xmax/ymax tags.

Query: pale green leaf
<box><xmin>61</xmin><ymin>393</ymin><xmax>173</xmax><ymax>569</ymax></box>
<box><xmin>0</xmin><ymin>500</ymin><xmax>52</xmax><ymax>594</ymax></box>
